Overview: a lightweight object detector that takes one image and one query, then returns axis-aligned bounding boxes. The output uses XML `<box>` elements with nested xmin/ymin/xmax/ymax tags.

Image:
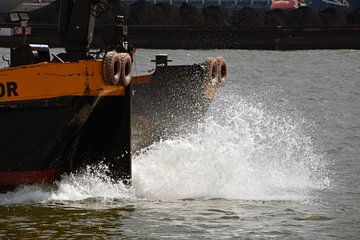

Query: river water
<box><xmin>0</xmin><ymin>49</ymin><xmax>359</xmax><ymax>239</ymax></box>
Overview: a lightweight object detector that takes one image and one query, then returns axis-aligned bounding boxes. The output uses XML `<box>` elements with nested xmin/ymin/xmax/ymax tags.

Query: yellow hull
<box><xmin>0</xmin><ymin>60</ymin><xmax>124</xmax><ymax>103</ymax></box>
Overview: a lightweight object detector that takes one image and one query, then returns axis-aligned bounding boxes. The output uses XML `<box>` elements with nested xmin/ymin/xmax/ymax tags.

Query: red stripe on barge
<box><xmin>0</xmin><ymin>169</ymin><xmax>64</xmax><ymax>186</ymax></box>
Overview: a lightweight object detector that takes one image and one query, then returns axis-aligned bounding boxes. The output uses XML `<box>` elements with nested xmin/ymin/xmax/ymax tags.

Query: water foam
<box><xmin>0</xmin><ymin>164</ymin><xmax>134</xmax><ymax>206</ymax></box>
<box><xmin>132</xmin><ymin>89</ymin><xmax>330</xmax><ymax>201</ymax></box>
<box><xmin>51</xmin><ymin>164</ymin><xmax>134</xmax><ymax>201</ymax></box>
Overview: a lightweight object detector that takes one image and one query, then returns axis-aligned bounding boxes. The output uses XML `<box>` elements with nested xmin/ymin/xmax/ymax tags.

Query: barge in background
<box><xmin>1</xmin><ymin>24</ymin><xmax>360</xmax><ymax>50</ymax></box>
<box><xmin>0</xmin><ymin>0</ymin><xmax>227</xmax><ymax>192</ymax></box>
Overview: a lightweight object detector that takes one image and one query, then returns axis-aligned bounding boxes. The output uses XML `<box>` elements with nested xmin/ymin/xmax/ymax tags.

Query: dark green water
<box><xmin>0</xmin><ymin>49</ymin><xmax>359</xmax><ymax>239</ymax></box>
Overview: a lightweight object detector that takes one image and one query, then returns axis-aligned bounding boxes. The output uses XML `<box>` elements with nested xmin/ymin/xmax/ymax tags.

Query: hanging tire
<box><xmin>216</xmin><ymin>56</ymin><xmax>227</xmax><ymax>86</ymax></box>
<box><xmin>103</xmin><ymin>51</ymin><xmax>122</xmax><ymax>85</ymax></box>
<box><xmin>119</xmin><ymin>53</ymin><xmax>132</xmax><ymax>87</ymax></box>
<box><xmin>203</xmin><ymin>57</ymin><xmax>219</xmax><ymax>86</ymax></box>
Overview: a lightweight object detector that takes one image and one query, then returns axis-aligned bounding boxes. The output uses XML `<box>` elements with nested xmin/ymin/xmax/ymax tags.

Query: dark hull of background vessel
<box><xmin>1</xmin><ymin>24</ymin><xmax>360</xmax><ymax>50</ymax></box>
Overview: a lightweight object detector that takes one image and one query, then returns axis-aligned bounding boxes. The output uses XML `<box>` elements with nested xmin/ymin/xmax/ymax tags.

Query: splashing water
<box><xmin>51</xmin><ymin>164</ymin><xmax>134</xmax><ymax>201</ymax></box>
<box><xmin>0</xmin><ymin>164</ymin><xmax>134</xmax><ymax>206</ymax></box>
<box><xmin>132</xmin><ymin>91</ymin><xmax>330</xmax><ymax>201</ymax></box>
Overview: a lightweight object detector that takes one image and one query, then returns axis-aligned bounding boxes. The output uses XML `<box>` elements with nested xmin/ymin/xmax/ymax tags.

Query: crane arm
<box><xmin>59</xmin><ymin>0</ymin><xmax>106</xmax><ymax>57</ymax></box>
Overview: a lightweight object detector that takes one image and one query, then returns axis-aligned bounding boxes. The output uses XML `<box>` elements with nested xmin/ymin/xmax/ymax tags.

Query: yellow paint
<box><xmin>0</xmin><ymin>60</ymin><xmax>125</xmax><ymax>103</ymax></box>
<box><xmin>132</xmin><ymin>74</ymin><xmax>151</xmax><ymax>85</ymax></box>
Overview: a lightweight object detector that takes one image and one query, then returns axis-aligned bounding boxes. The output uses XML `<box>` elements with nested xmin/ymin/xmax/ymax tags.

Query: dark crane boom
<box><xmin>59</xmin><ymin>0</ymin><xmax>103</xmax><ymax>58</ymax></box>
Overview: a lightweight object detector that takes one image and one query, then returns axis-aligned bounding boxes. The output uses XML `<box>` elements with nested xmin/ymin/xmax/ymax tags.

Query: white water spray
<box><xmin>0</xmin><ymin>164</ymin><xmax>134</xmax><ymax>206</ymax></box>
<box><xmin>132</xmin><ymin>88</ymin><xmax>330</xmax><ymax>201</ymax></box>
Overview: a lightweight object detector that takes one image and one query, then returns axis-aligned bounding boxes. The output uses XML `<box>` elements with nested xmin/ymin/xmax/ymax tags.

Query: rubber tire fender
<box><xmin>216</xmin><ymin>56</ymin><xmax>227</xmax><ymax>86</ymax></box>
<box><xmin>103</xmin><ymin>51</ymin><xmax>122</xmax><ymax>85</ymax></box>
<box><xmin>119</xmin><ymin>53</ymin><xmax>132</xmax><ymax>87</ymax></box>
<box><xmin>203</xmin><ymin>57</ymin><xmax>219</xmax><ymax>86</ymax></box>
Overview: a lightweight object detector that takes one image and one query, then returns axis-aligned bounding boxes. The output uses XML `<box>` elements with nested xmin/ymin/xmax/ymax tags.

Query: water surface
<box><xmin>0</xmin><ymin>49</ymin><xmax>359</xmax><ymax>239</ymax></box>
